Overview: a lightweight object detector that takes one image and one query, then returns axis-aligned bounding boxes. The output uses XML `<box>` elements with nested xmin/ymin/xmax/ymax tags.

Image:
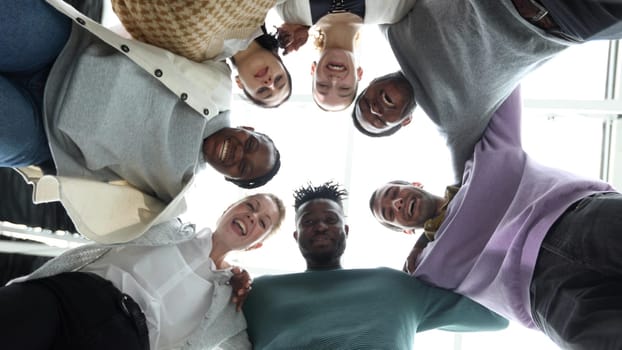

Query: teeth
<box><xmin>327</xmin><ymin>64</ymin><xmax>345</xmax><ymax>71</ymax></box>
<box><xmin>234</xmin><ymin>219</ymin><xmax>247</xmax><ymax>235</ymax></box>
<box><xmin>219</xmin><ymin>139</ymin><xmax>230</xmax><ymax>161</ymax></box>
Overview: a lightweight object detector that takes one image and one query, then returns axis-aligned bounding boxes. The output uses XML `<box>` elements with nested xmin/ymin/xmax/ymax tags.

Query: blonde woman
<box><xmin>1</xmin><ymin>193</ymin><xmax>286</xmax><ymax>350</ymax></box>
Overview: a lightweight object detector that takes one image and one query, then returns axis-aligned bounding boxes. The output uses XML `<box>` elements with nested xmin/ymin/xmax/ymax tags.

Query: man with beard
<box><xmin>369</xmin><ymin>88</ymin><xmax>621</xmax><ymax>350</ymax></box>
<box><xmin>242</xmin><ymin>181</ymin><xmax>508</xmax><ymax>349</ymax></box>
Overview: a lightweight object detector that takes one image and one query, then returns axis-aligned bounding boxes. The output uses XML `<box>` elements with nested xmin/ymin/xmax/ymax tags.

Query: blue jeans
<box><xmin>0</xmin><ymin>0</ymin><xmax>71</xmax><ymax>167</ymax></box>
<box><xmin>529</xmin><ymin>192</ymin><xmax>622</xmax><ymax>350</ymax></box>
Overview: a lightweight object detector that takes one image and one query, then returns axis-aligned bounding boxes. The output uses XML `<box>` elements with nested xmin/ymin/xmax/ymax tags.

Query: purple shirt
<box><xmin>413</xmin><ymin>88</ymin><xmax>614</xmax><ymax>328</ymax></box>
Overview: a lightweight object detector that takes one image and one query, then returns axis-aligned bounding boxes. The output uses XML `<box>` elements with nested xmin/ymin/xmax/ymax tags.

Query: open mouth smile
<box><xmin>233</xmin><ymin>219</ymin><xmax>247</xmax><ymax>236</ymax></box>
<box><xmin>219</xmin><ymin>139</ymin><xmax>233</xmax><ymax>163</ymax></box>
<box><xmin>327</xmin><ymin>63</ymin><xmax>346</xmax><ymax>71</ymax></box>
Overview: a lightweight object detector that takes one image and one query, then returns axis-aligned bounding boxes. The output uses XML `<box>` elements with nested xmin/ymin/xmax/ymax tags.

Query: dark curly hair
<box><xmin>225</xmin><ymin>131</ymin><xmax>281</xmax><ymax>189</ymax></box>
<box><xmin>293</xmin><ymin>181</ymin><xmax>348</xmax><ymax>211</ymax></box>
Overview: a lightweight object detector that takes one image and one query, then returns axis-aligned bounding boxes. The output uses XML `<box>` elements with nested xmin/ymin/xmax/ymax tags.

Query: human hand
<box><xmin>276</xmin><ymin>23</ymin><xmax>310</xmax><ymax>55</ymax></box>
<box><xmin>229</xmin><ymin>266</ymin><xmax>252</xmax><ymax>312</ymax></box>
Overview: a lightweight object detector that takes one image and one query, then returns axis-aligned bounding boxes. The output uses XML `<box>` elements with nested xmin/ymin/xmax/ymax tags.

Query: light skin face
<box><xmin>312</xmin><ymin>48</ymin><xmax>363</xmax><ymax>111</ymax></box>
<box><xmin>371</xmin><ymin>182</ymin><xmax>440</xmax><ymax>232</ymax></box>
<box><xmin>293</xmin><ymin>199</ymin><xmax>349</xmax><ymax>269</ymax></box>
<box><xmin>235</xmin><ymin>50</ymin><xmax>290</xmax><ymax>107</ymax></box>
<box><xmin>355</xmin><ymin>74</ymin><xmax>414</xmax><ymax>134</ymax></box>
<box><xmin>214</xmin><ymin>194</ymin><xmax>280</xmax><ymax>251</ymax></box>
<box><xmin>202</xmin><ymin>127</ymin><xmax>276</xmax><ymax>181</ymax></box>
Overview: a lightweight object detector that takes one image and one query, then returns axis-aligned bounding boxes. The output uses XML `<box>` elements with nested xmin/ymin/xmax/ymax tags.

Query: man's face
<box><xmin>371</xmin><ymin>182</ymin><xmax>437</xmax><ymax>231</ymax></box>
<box><xmin>355</xmin><ymin>73</ymin><xmax>414</xmax><ymax>134</ymax></box>
<box><xmin>312</xmin><ymin>49</ymin><xmax>362</xmax><ymax>111</ymax></box>
<box><xmin>215</xmin><ymin>194</ymin><xmax>280</xmax><ymax>251</ymax></box>
<box><xmin>294</xmin><ymin>199</ymin><xmax>349</xmax><ymax>265</ymax></box>
<box><xmin>235</xmin><ymin>50</ymin><xmax>290</xmax><ymax>107</ymax></box>
<box><xmin>203</xmin><ymin>127</ymin><xmax>276</xmax><ymax>181</ymax></box>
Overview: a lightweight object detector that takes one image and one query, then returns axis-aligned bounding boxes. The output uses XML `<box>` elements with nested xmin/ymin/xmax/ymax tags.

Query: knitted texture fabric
<box><xmin>111</xmin><ymin>0</ymin><xmax>276</xmax><ymax>62</ymax></box>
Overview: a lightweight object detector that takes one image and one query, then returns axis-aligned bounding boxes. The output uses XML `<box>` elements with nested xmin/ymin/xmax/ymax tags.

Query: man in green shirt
<box><xmin>243</xmin><ymin>181</ymin><xmax>508</xmax><ymax>349</ymax></box>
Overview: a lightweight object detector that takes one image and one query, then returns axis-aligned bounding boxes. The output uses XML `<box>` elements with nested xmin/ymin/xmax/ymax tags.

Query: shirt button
<box><xmin>76</xmin><ymin>18</ymin><xmax>86</xmax><ymax>25</ymax></box>
<box><xmin>180</xmin><ymin>93</ymin><xmax>188</xmax><ymax>101</ymax></box>
<box><xmin>154</xmin><ymin>69</ymin><xmax>163</xmax><ymax>77</ymax></box>
<box><xmin>121</xmin><ymin>44</ymin><xmax>130</xmax><ymax>53</ymax></box>
<box><xmin>203</xmin><ymin>108</ymin><xmax>209</xmax><ymax>116</ymax></box>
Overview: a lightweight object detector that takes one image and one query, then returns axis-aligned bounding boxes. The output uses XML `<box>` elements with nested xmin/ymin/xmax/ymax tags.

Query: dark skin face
<box><xmin>202</xmin><ymin>127</ymin><xmax>276</xmax><ymax>181</ymax></box>
<box><xmin>371</xmin><ymin>182</ymin><xmax>440</xmax><ymax>231</ymax></box>
<box><xmin>355</xmin><ymin>72</ymin><xmax>414</xmax><ymax>134</ymax></box>
<box><xmin>294</xmin><ymin>199</ymin><xmax>349</xmax><ymax>270</ymax></box>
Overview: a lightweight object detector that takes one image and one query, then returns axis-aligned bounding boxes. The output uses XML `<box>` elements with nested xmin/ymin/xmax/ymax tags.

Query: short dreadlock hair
<box><xmin>225</xmin><ymin>131</ymin><xmax>281</xmax><ymax>189</ymax></box>
<box><xmin>293</xmin><ymin>181</ymin><xmax>348</xmax><ymax>211</ymax></box>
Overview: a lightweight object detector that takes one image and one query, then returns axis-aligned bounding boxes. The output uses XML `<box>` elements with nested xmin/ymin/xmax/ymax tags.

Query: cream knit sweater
<box><xmin>112</xmin><ymin>0</ymin><xmax>276</xmax><ymax>62</ymax></box>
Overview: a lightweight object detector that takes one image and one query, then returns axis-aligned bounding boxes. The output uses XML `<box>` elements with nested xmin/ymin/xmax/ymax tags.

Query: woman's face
<box><xmin>235</xmin><ymin>50</ymin><xmax>290</xmax><ymax>107</ymax></box>
<box><xmin>214</xmin><ymin>194</ymin><xmax>281</xmax><ymax>251</ymax></box>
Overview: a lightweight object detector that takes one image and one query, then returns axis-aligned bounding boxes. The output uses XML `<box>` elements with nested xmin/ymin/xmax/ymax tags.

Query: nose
<box><xmin>370</xmin><ymin>101</ymin><xmax>383</xmax><ymax>117</ymax></box>
<box><xmin>262</xmin><ymin>76</ymin><xmax>273</xmax><ymax>87</ymax></box>
<box><xmin>314</xmin><ymin>220</ymin><xmax>328</xmax><ymax>232</ymax></box>
<box><xmin>392</xmin><ymin>198</ymin><xmax>403</xmax><ymax>211</ymax></box>
<box><xmin>246</xmin><ymin>212</ymin><xmax>257</xmax><ymax>225</ymax></box>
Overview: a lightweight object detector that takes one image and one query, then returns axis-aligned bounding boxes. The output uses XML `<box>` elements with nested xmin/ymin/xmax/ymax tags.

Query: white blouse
<box><xmin>81</xmin><ymin>229</ymin><xmax>244</xmax><ymax>349</ymax></box>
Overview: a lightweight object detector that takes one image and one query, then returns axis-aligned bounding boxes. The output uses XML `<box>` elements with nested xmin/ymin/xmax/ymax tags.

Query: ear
<box><xmin>235</xmin><ymin>76</ymin><xmax>244</xmax><ymax>89</ymax></box>
<box><xmin>400</xmin><ymin>115</ymin><xmax>413</xmax><ymax>127</ymax></box>
<box><xmin>311</xmin><ymin>61</ymin><xmax>317</xmax><ymax>75</ymax></box>
<box><xmin>344</xmin><ymin>224</ymin><xmax>349</xmax><ymax>237</ymax></box>
<box><xmin>240</xmin><ymin>126</ymin><xmax>255</xmax><ymax>132</ymax></box>
<box><xmin>356</xmin><ymin>67</ymin><xmax>363</xmax><ymax>81</ymax></box>
<box><xmin>412</xmin><ymin>182</ymin><xmax>423</xmax><ymax>189</ymax></box>
<box><xmin>402</xmin><ymin>228</ymin><xmax>415</xmax><ymax>235</ymax></box>
<box><xmin>293</xmin><ymin>231</ymin><xmax>299</xmax><ymax>241</ymax></box>
<box><xmin>246</xmin><ymin>242</ymin><xmax>263</xmax><ymax>251</ymax></box>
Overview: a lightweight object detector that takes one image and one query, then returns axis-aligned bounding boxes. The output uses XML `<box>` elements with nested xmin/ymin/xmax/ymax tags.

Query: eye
<box><xmin>275</xmin><ymin>75</ymin><xmax>283</xmax><ymax>84</ymax></box>
<box><xmin>257</xmin><ymin>86</ymin><xmax>269</xmax><ymax>95</ymax></box>
<box><xmin>382</xmin><ymin>92</ymin><xmax>395</xmax><ymax>107</ymax></box>
<box><xmin>259</xmin><ymin>219</ymin><xmax>267</xmax><ymax>229</ymax></box>
<box><xmin>318</xmin><ymin>83</ymin><xmax>329</xmax><ymax>89</ymax></box>
<box><xmin>246</xmin><ymin>202</ymin><xmax>255</xmax><ymax>211</ymax></box>
<box><xmin>326</xmin><ymin>217</ymin><xmax>338</xmax><ymax>225</ymax></box>
<box><xmin>303</xmin><ymin>219</ymin><xmax>314</xmax><ymax>226</ymax></box>
<box><xmin>244</xmin><ymin>136</ymin><xmax>257</xmax><ymax>152</ymax></box>
<box><xmin>239</xmin><ymin>160</ymin><xmax>250</xmax><ymax>177</ymax></box>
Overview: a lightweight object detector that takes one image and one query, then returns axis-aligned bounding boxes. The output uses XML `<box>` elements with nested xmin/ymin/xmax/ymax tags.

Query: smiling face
<box><xmin>202</xmin><ymin>127</ymin><xmax>276</xmax><ymax>181</ymax></box>
<box><xmin>312</xmin><ymin>48</ymin><xmax>362</xmax><ymax>111</ymax></box>
<box><xmin>355</xmin><ymin>72</ymin><xmax>414</xmax><ymax>134</ymax></box>
<box><xmin>214</xmin><ymin>194</ymin><xmax>281</xmax><ymax>251</ymax></box>
<box><xmin>294</xmin><ymin>198</ymin><xmax>349</xmax><ymax>268</ymax></box>
<box><xmin>370</xmin><ymin>182</ymin><xmax>439</xmax><ymax>231</ymax></box>
<box><xmin>235</xmin><ymin>50</ymin><xmax>290</xmax><ymax>108</ymax></box>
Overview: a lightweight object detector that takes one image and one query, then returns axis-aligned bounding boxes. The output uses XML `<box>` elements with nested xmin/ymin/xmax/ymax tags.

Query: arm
<box><xmin>416</xmin><ymin>280</ymin><xmax>509</xmax><ymax>333</ymax></box>
<box><xmin>447</xmin><ymin>87</ymin><xmax>524</xmax><ymax>182</ymax></box>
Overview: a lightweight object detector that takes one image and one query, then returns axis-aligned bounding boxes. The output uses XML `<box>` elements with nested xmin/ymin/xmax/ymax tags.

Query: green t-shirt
<box><xmin>243</xmin><ymin>267</ymin><xmax>508</xmax><ymax>349</ymax></box>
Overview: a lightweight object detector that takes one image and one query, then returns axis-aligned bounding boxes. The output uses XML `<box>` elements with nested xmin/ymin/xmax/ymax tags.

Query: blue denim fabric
<box><xmin>530</xmin><ymin>192</ymin><xmax>622</xmax><ymax>350</ymax></box>
<box><xmin>0</xmin><ymin>0</ymin><xmax>71</xmax><ymax>167</ymax></box>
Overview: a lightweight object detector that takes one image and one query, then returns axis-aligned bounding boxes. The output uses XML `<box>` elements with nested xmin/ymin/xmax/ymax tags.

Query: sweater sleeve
<box><xmin>416</xmin><ymin>280</ymin><xmax>509</xmax><ymax>333</ymax></box>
